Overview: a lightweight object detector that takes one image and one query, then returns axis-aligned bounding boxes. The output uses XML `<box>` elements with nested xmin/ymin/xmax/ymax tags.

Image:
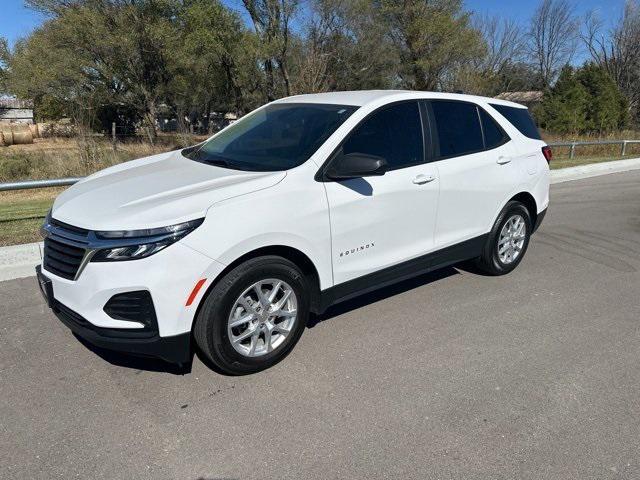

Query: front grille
<box><xmin>43</xmin><ymin>237</ymin><xmax>86</xmax><ymax>280</ymax></box>
<box><xmin>43</xmin><ymin>219</ymin><xmax>89</xmax><ymax>280</ymax></box>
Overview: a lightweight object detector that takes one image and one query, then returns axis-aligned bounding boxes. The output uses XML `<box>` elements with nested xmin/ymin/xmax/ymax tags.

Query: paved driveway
<box><xmin>1</xmin><ymin>171</ymin><xmax>639</xmax><ymax>479</ymax></box>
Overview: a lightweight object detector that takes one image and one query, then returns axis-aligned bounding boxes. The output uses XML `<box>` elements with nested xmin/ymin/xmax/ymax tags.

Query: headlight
<box><xmin>91</xmin><ymin>218</ymin><xmax>204</xmax><ymax>262</ymax></box>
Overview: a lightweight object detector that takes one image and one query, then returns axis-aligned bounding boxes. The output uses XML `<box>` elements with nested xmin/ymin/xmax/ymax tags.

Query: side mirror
<box><xmin>326</xmin><ymin>152</ymin><xmax>388</xmax><ymax>180</ymax></box>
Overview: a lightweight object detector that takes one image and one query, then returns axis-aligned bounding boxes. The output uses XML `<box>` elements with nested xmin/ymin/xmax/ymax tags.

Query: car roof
<box><xmin>272</xmin><ymin>90</ymin><xmax>526</xmax><ymax>109</ymax></box>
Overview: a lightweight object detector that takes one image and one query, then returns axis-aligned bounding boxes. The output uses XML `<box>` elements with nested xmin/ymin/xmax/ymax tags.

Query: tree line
<box><xmin>0</xmin><ymin>0</ymin><xmax>639</xmax><ymax>137</ymax></box>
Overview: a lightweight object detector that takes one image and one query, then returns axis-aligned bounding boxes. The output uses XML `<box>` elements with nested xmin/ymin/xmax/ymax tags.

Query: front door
<box><xmin>322</xmin><ymin>101</ymin><xmax>440</xmax><ymax>285</ymax></box>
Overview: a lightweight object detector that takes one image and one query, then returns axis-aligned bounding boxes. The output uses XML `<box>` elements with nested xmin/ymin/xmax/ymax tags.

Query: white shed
<box><xmin>0</xmin><ymin>98</ymin><xmax>34</xmax><ymax>124</ymax></box>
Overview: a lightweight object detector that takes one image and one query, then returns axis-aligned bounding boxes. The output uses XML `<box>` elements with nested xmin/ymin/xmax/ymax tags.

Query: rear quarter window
<box><xmin>479</xmin><ymin>108</ymin><xmax>508</xmax><ymax>149</ymax></box>
<box><xmin>489</xmin><ymin>104</ymin><xmax>541</xmax><ymax>140</ymax></box>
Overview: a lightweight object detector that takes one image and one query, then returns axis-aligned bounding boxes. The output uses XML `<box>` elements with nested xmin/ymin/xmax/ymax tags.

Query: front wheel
<box><xmin>475</xmin><ymin>201</ymin><xmax>532</xmax><ymax>275</ymax></box>
<box><xmin>193</xmin><ymin>256</ymin><xmax>309</xmax><ymax>375</ymax></box>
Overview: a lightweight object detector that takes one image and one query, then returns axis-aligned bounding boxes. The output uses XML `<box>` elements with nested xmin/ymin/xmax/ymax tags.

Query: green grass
<box><xmin>0</xmin><ymin>188</ymin><xmax>60</xmax><ymax>246</ymax></box>
<box><xmin>549</xmin><ymin>155</ymin><xmax>628</xmax><ymax>169</ymax></box>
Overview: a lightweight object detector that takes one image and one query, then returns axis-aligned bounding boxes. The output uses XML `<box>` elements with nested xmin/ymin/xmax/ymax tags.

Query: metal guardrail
<box><xmin>0</xmin><ymin>177</ymin><xmax>83</xmax><ymax>192</ymax></box>
<box><xmin>1</xmin><ymin>139</ymin><xmax>640</xmax><ymax>191</ymax></box>
<box><xmin>548</xmin><ymin>140</ymin><xmax>640</xmax><ymax>159</ymax></box>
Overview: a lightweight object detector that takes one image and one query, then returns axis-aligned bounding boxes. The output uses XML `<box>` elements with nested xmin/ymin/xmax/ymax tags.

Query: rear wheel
<box><xmin>193</xmin><ymin>256</ymin><xmax>309</xmax><ymax>375</ymax></box>
<box><xmin>475</xmin><ymin>201</ymin><xmax>532</xmax><ymax>275</ymax></box>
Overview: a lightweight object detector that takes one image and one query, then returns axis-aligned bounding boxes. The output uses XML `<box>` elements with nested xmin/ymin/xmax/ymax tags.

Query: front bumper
<box><xmin>37</xmin><ymin>241</ymin><xmax>226</xmax><ymax>364</ymax></box>
<box><xmin>38</xmin><ymin>264</ymin><xmax>191</xmax><ymax>363</ymax></box>
<box><xmin>52</xmin><ymin>293</ymin><xmax>191</xmax><ymax>363</ymax></box>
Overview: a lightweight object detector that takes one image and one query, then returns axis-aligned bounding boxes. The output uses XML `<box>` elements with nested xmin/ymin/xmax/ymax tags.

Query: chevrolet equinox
<box><xmin>38</xmin><ymin>90</ymin><xmax>550</xmax><ymax>374</ymax></box>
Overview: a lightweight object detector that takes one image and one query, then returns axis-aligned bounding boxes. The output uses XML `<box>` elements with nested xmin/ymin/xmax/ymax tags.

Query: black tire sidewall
<box><xmin>197</xmin><ymin>257</ymin><xmax>309</xmax><ymax>375</ymax></box>
<box><xmin>488</xmin><ymin>202</ymin><xmax>532</xmax><ymax>274</ymax></box>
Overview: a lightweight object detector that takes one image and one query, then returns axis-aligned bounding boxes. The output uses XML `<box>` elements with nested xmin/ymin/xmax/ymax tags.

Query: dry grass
<box><xmin>0</xmin><ymin>134</ymin><xmax>207</xmax><ymax>246</ymax></box>
<box><xmin>0</xmin><ymin>137</ymin><xmax>170</xmax><ymax>182</ymax></box>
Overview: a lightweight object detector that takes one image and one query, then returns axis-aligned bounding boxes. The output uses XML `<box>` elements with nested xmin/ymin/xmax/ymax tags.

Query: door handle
<box><xmin>497</xmin><ymin>156</ymin><xmax>512</xmax><ymax>165</ymax></box>
<box><xmin>412</xmin><ymin>174</ymin><xmax>435</xmax><ymax>185</ymax></box>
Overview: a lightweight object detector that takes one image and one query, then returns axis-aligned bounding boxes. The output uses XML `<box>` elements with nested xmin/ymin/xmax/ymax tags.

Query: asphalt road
<box><xmin>2</xmin><ymin>171</ymin><xmax>640</xmax><ymax>480</ymax></box>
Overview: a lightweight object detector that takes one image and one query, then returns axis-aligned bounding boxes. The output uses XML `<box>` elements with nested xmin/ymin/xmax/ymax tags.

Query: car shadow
<box><xmin>338</xmin><ymin>177</ymin><xmax>373</xmax><ymax>196</ymax></box>
<box><xmin>73</xmin><ymin>333</ymin><xmax>193</xmax><ymax>375</ymax></box>
<box><xmin>454</xmin><ymin>259</ymin><xmax>492</xmax><ymax>276</ymax></box>
<box><xmin>71</xmin><ymin>264</ymin><xmax>465</xmax><ymax>375</ymax></box>
<box><xmin>308</xmin><ymin>265</ymin><xmax>460</xmax><ymax>327</ymax></box>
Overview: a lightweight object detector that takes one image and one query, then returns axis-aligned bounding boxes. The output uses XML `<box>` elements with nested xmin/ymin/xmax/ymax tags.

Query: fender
<box><xmin>213</xmin><ymin>232</ymin><xmax>331</xmax><ymax>290</ymax></box>
<box><xmin>489</xmin><ymin>184</ymin><xmax>539</xmax><ymax>233</ymax></box>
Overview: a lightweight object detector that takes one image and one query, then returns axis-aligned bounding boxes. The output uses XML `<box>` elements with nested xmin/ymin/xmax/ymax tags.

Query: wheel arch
<box><xmin>191</xmin><ymin>245</ymin><xmax>324</xmax><ymax>332</ymax></box>
<box><xmin>509</xmin><ymin>191</ymin><xmax>538</xmax><ymax>227</ymax></box>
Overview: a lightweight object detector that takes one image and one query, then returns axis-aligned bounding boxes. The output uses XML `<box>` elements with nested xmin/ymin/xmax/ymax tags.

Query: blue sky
<box><xmin>465</xmin><ymin>0</ymin><xmax>622</xmax><ymax>24</ymax></box>
<box><xmin>0</xmin><ymin>0</ymin><xmax>626</xmax><ymax>49</ymax></box>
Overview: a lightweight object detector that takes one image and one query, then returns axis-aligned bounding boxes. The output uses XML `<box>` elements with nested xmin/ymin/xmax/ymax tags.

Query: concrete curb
<box><xmin>2</xmin><ymin>157</ymin><xmax>640</xmax><ymax>283</ymax></box>
<box><xmin>550</xmin><ymin>156</ymin><xmax>640</xmax><ymax>184</ymax></box>
<box><xmin>0</xmin><ymin>242</ymin><xmax>43</xmax><ymax>282</ymax></box>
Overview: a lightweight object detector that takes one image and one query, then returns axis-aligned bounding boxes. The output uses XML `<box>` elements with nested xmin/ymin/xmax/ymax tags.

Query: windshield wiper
<box><xmin>188</xmin><ymin>152</ymin><xmax>268</xmax><ymax>172</ymax></box>
<box><xmin>196</xmin><ymin>154</ymin><xmax>243</xmax><ymax>170</ymax></box>
<box><xmin>206</xmin><ymin>158</ymin><xmax>233</xmax><ymax>168</ymax></box>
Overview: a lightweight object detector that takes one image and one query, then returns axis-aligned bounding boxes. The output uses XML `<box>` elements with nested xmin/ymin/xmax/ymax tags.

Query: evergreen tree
<box><xmin>538</xmin><ymin>64</ymin><xmax>628</xmax><ymax>135</ymax></box>
<box><xmin>538</xmin><ymin>66</ymin><xmax>588</xmax><ymax>135</ymax></box>
<box><xmin>577</xmin><ymin>63</ymin><xmax>628</xmax><ymax>133</ymax></box>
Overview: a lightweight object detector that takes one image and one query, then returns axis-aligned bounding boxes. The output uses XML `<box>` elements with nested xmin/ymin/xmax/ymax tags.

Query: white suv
<box><xmin>38</xmin><ymin>90</ymin><xmax>550</xmax><ymax>374</ymax></box>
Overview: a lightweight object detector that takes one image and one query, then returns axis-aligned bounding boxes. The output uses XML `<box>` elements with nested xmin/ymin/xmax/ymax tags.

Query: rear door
<box><xmin>426</xmin><ymin>100</ymin><xmax>519</xmax><ymax>248</ymax></box>
<box><xmin>322</xmin><ymin>100</ymin><xmax>440</xmax><ymax>285</ymax></box>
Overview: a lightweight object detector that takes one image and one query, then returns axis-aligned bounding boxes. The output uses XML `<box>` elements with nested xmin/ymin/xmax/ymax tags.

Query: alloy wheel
<box><xmin>497</xmin><ymin>214</ymin><xmax>526</xmax><ymax>264</ymax></box>
<box><xmin>227</xmin><ymin>279</ymin><xmax>298</xmax><ymax>357</ymax></box>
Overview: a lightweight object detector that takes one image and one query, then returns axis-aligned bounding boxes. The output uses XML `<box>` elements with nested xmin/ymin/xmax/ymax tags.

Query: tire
<box><xmin>193</xmin><ymin>255</ymin><xmax>309</xmax><ymax>375</ymax></box>
<box><xmin>475</xmin><ymin>201</ymin><xmax>532</xmax><ymax>276</ymax></box>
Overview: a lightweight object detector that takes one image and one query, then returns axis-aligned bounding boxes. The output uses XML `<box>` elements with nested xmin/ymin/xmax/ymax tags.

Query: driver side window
<box><xmin>343</xmin><ymin>101</ymin><xmax>424</xmax><ymax>171</ymax></box>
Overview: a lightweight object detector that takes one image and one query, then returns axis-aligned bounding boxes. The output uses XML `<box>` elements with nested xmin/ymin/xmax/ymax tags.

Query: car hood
<box><xmin>51</xmin><ymin>150</ymin><xmax>286</xmax><ymax>231</ymax></box>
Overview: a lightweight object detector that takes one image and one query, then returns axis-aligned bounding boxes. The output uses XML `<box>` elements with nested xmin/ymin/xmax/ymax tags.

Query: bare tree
<box><xmin>583</xmin><ymin>1</ymin><xmax>640</xmax><ymax>114</ymax></box>
<box><xmin>452</xmin><ymin>14</ymin><xmax>529</xmax><ymax>94</ymax></box>
<box><xmin>527</xmin><ymin>0</ymin><xmax>578</xmax><ymax>88</ymax></box>
<box><xmin>242</xmin><ymin>0</ymin><xmax>298</xmax><ymax>99</ymax></box>
<box><xmin>295</xmin><ymin>0</ymin><xmax>398</xmax><ymax>92</ymax></box>
<box><xmin>0</xmin><ymin>37</ymin><xmax>9</xmax><ymax>93</ymax></box>
<box><xmin>293</xmin><ymin>0</ymin><xmax>338</xmax><ymax>93</ymax></box>
<box><xmin>474</xmin><ymin>14</ymin><xmax>524</xmax><ymax>75</ymax></box>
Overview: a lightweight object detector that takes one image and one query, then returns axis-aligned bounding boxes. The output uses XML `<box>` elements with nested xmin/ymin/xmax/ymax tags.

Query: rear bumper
<box><xmin>51</xmin><ymin>295</ymin><xmax>191</xmax><ymax>364</ymax></box>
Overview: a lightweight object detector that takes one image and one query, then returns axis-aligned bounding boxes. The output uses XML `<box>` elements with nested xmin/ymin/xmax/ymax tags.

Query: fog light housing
<box><xmin>103</xmin><ymin>290</ymin><xmax>157</xmax><ymax>330</ymax></box>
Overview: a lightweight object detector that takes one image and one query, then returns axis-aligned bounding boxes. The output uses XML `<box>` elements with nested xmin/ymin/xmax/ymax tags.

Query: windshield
<box><xmin>184</xmin><ymin>103</ymin><xmax>358</xmax><ymax>171</ymax></box>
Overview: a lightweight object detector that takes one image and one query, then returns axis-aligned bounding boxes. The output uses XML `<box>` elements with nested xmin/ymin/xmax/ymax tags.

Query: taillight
<box><xmin>542</xmin><ymin>146</ymin><xmax>552</xmax><ymax>163</ymax></box>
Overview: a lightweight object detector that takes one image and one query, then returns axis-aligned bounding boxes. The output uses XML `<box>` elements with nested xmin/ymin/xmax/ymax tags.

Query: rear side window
<box><xmin>343</xmin><ymin>101</ymin><xmax>424</xmax><ymax>170</ymax></box>
<box><xmin>479</xmin><ymin>108</ymin><xmax>508</xmax><ymax>149</ymax></box>
<box><xmin>430</xmin><ymin>101</ymin><xmax>483</xmax><ymax>157</ymax></box>
<box><xmin>489</xmin><ymin>104</ymin><xmax>541</xmax><ymax>140</ymax></box>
